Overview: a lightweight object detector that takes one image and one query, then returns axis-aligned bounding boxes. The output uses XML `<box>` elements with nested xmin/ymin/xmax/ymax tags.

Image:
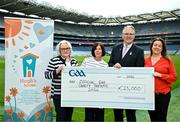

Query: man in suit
<box><xmin>108</xmin><ymin>25</ymin><xmax>144</xmax><ymax>122</ymax></box>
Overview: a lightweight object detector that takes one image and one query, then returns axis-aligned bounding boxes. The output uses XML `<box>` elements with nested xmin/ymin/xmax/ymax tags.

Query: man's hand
<box><xmin>113</xmin><ymin>63</ymin><xmax>122</xmax><ymax>69</ymax></box>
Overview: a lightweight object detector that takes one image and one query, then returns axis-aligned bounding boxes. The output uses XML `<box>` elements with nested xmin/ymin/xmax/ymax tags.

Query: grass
<box><xmin>0</xmin><ymin>58</ymin><xmax>4</xmax><ymax>107</ymax></box>
<box><xmin>171</xmin><ymin>56</ymin><xmax>180</xmax><ymax>89</ymax></box>
<box><xmin>0</xmin><ymin>58</ymin><xmax>4</xmax><ymax>121</ymax></box>
<box><xmin>1</xmin><ymin>55</ymin><xmax>180</xmax><ymax>121</ymax></box>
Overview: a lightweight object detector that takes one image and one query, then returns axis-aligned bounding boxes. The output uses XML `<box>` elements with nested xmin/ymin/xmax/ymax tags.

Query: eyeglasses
<box><xmin>60</xmin><ymin>48</ymin><xmax>70</xmax><ymax>51</ymax></box>
<box><xmin>123</xmin><ymin>33</ymin><xmax>135</xmax><ymax>36</ymax></box>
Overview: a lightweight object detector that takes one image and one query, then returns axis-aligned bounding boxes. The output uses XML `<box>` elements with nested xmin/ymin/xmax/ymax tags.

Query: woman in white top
<box><xmin>81</xmin><ymin>42</ymin><xmax>108</xmax><ymax>122</ymax></box>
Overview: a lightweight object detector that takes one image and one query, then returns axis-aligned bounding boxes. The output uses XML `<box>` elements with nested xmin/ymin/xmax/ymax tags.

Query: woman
<box><xmin>145</xmin><ymin>37</ymin><xmax>177</xmax><ymax>122</ymax></box>
<box><xmin>81</xmin><ymin>42</ymin><xmax>108</xmax><ymax>121</ymax></box>
<box><xmin>44</xmin><ymin>40</ymin><xmax>78</xmax><ymax>121</ymax></box>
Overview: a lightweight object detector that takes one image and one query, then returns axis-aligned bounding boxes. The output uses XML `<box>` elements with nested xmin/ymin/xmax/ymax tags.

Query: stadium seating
<box><xmin>0</xmin><ymin>15</ymin><xmax>179</xmax><ymax>56</ymax></box>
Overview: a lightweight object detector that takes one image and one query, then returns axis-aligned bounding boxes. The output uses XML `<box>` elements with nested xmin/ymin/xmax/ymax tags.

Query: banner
<box><xmin>61</xmin><ymin>67</ymin><xmax>154</xmax><ymax>110</ymax></box>
<box><xmin>4</xmin><ymin>17</ymin><xmax>54</xmax><ymax>121</ymax></box>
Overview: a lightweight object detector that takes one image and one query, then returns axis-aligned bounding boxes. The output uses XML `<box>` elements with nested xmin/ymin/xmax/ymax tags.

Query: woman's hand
<box><xmin>154</xmin><ymin>72</ymin><xmax>162</xmax><ymax>78</ymax></box>
<box><xmin>56</xmin><ymin>65</ymin><xmax>64</xmax><ymax>74</ymax></box>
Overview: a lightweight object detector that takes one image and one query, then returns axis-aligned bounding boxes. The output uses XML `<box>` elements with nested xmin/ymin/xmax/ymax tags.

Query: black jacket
<box><xmin>108</xmin><ymin>43</ymin><xmax>144</xmax><ymax>67</ymax></box>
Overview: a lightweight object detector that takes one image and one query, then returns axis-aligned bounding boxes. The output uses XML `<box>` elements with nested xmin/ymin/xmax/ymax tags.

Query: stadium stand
<box><xmin>0</xmin><ymin>13</ymin><xmax>180</xmax><ymax>56</ymax></box>
<box><xmin>53</xmin><ymin>20</ymin><xmax>180</xmax><ymax>55</ymax></box>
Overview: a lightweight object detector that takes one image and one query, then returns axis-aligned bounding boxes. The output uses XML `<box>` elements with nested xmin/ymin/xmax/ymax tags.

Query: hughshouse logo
<box><xmin>20</xmin><ymin>53</ymin><xmax>39</xmax><ymax>77</ymax></box>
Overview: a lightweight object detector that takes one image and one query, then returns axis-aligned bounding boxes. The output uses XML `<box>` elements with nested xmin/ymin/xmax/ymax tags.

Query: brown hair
<box><xmin>150</xmin><ymin>37</ymin><xmax>167</xmax><ymax>57</ymax></box>
<box><xmin>91</xmin><ymin>42</ymin><xmax>106</xmax><ymax>57</ymax></box>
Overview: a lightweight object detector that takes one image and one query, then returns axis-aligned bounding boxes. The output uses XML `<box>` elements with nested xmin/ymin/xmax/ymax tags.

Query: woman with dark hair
<box><xmin>145</xmin><ymin>37</ymin><xmax>177</xmax><ymax>122</ymax></box>
<box><xmin>81</xmin><ymin>42</ymin><xmax>108</xmax><ymax>121</ymax></box>
<box><xmin>81</xmin><ymin>42</ymin><xmax>107</xmax><ymax>68</ymax></box>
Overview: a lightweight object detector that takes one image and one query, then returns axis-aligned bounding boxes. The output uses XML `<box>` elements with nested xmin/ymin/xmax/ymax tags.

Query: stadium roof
<box><xmin>0</xmin><ymin>0</ymin><xmax>180</xmax><ymax>25</ymax></box>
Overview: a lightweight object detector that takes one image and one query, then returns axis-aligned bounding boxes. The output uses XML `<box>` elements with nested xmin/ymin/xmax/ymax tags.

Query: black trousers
<box><xmin>114</xmin><ymin>109</ymin><xmax>136</xmax><ymax>122</ymax></box>
<box><xmin>148</xmin><ymin>92</ymin><xmax>171</xmax><ymax>122</ymax></box>
<box><xmin>85</xmin><ymin>108</ymin><xmax>104</xmax><ymax>121</ymax></box>
<box><xmin>53</xmin><ymin>95</ymin><xmax>73</xmax><ymax>121</ymax></box>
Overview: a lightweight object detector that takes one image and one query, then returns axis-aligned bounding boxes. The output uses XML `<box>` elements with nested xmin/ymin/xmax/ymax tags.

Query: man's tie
<box><xmin>122</xmin><ymin>45</ymin><xmax>128</xmax><ymax>58</ymax></box>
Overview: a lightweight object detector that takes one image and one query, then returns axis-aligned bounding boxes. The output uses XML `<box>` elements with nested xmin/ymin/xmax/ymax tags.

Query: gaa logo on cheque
<box><xmin>69</xmin><ymin>69</ymin><xmax>86</xmax><ymax>77</ymax></box>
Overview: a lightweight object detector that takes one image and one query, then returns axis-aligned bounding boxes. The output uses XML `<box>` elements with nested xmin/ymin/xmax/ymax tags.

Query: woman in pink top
<box><xmin>144</xmin><ymin>37</ymin><xmax>177</xmax><ymax>122</ymax></box>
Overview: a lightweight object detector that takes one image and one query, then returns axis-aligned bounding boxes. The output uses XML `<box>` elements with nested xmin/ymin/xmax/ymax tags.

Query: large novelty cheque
<box><xmin>61</xmin><ymin>67</ymin><xmax>154</xmax><ymax>110</ymax></box>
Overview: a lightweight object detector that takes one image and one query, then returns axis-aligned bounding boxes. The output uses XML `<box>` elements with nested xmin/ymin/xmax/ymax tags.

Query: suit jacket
<box><xmin>108</xmin><ymin>43</ymin><xmax>144</xmax><ymax>67</ymax></box>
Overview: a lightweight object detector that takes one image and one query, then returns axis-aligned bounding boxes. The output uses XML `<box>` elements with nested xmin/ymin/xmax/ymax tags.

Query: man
<box><xmin>108</xmin><ymin>25</ymin><xmax>144</xmax><ymax>122</ymax></box>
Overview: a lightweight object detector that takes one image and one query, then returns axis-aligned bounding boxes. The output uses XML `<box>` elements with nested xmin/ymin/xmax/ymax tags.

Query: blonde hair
<box><xmin>56</xmin><ymin>40</ymin><xmax>72</xmax><ymax>56</ymax></box>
